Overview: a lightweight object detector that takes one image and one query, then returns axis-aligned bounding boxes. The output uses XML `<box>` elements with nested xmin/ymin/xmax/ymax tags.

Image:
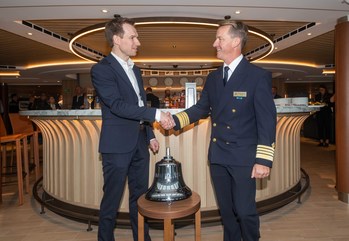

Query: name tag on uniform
<box><xmin>233</xmin><ymin>91</ymin><xmax>247</xmax><ymax>99</ymax></box>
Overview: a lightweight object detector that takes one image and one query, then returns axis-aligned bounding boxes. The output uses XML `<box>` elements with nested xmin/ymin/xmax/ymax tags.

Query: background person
<box><xmin>314</xmin><ymin>85</ymin><xmax>333</xmax><ymax>147</ymax></box>
<box><xmin>8</xmin><ymin>93</ymin><xmax>19</xmax><ymax>113</ymax></box>
<box><xmin>33</xmin><ymin>93</ymin><xmax>50</xmax><ymax>110</ymax></box>
<box><xmin>145</xmin><ymin>87</ymin><xmax>160</xmax><ymax>108</ymax></box>
<box><xmin>57</xmin><ymin>94</ymin><xmax>64</xmax><ymax>108</ymax></box>
<box><xmin>48</xmin><ymin>96</ymin><xmax>61</xmax><ymax>110</ymax></box>
<box><xmin>272</xmin><ymin>86</ymin><xmax>282</xmax><ymax>99</ymax></box>
<box><xmin>71</xmin><ymin>86</ymin><xmax>85</xmax><ymax>109</ymax></box>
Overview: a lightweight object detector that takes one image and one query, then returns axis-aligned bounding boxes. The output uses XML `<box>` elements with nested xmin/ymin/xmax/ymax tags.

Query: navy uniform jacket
<box><xmin>91</xmin><ymin>54</ymin><xmax>157</xmax><ymax>154</ymax></box>
<box><xmin>173</xmin><ymin>58</ymin><xmax>276</xmax><ymax>167</ymax></box>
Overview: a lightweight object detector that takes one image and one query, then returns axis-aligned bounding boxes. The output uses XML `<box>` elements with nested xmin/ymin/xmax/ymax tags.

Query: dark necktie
<box><xmin>223</xmin><ymin>66</ymin><xmax>230</xmax><ymax>86</ymax></box>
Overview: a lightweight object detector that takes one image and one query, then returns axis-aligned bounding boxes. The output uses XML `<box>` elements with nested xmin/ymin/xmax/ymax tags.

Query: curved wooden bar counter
<box><xmin>22</xmin><ymin>106</ymin><xmax>319</xmax><ymax>218</ymax></box>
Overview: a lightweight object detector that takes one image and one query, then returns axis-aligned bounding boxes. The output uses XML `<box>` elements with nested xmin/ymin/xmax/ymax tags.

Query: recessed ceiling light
<box><xmin>235</xmin><ymin>10</ymin><xmax>241</xmax><ymax>14</ymax></box>
<box><xmin>275</xmin><ymin>47</ymin><xmax>278</xmax><ymax>50</ymax></box>
<box><xmin>101</xmin><ymin>9</ymin><xmax>108</xmax><ymax>13</ymax></box>
<box><xmin>307</xmin><ymin>33</ymin><xmax>312</xmax><ymax>36</ymax></box>
<box><xmin>27</xmin><ymin>32</ymin><xmax>33</xmax><ymax>36</ymax></box>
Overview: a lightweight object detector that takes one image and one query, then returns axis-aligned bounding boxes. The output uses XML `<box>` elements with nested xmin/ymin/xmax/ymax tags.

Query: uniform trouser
<box><xmin>98</xmin><ymin>129</ymin><xmax>151</xmax><ymax>241</ymax></box>
<box><xmin>210</xmin><ymin>164</ymin><xmax>260</xmax><ymax>241</ymax></box>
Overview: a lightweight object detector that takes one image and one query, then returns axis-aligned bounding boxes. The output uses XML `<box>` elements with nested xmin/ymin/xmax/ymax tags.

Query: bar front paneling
<box><xmin>22</xmin><ymin>107</ymin><xmax>318</xmax><ymax>212</ymax></box>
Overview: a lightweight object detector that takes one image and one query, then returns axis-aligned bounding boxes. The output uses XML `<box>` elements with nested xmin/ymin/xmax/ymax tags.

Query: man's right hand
<box><xmin>159</xmin><ymin>111</ymin><xmax>175</xmax><ymax>130</ymax></box>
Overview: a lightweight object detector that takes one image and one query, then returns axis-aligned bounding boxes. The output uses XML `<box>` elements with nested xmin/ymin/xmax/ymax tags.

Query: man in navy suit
<box><xmin>91</xmin><ymin>17</ymin><xmax>174</xmax><ymax>241</ymax></box>
<box><xmin>167</xmin><ymin>21</ymin><xmax>276</xmax><ymax>241</ymax></box>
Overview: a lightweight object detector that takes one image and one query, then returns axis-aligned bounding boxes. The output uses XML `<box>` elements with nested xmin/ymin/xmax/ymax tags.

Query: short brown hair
<box><xmin>105</xmin><ymin>17</ymin><xmax>135</xmax><ymax>47</ymax></box>
<box><xmin>219</xmin><ymin>20</ymin><xmax>248</xmax><ymax>49</ymax></box>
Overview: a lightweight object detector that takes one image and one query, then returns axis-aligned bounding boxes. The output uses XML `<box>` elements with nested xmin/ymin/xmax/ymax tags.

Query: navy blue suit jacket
<box><xmin>173</xmin><ymin>58</ymin><xmax>276</xmax><ymax>167</ymax></box>
<box><xmin>91</xmin><ymin>54</ymin><xmax>157</xmax><ymax>154</ymax></box>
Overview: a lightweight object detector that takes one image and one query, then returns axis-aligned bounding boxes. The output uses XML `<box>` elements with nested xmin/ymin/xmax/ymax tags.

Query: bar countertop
<box><xmin>21</xmin><ymin>105</ymin><xmax>321</xmax><ymax>116</ymax></box>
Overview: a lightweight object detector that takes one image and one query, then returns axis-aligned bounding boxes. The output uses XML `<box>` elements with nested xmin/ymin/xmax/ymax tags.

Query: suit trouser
<box><xmin>210</xmin><ymin>164</ymin><xmax>260</xmax><ymax>241</ymax></box>
<box><xmin>98</xmin><ymin>129</ymin><xmax>151</xmax><ymax>241</ymax></box>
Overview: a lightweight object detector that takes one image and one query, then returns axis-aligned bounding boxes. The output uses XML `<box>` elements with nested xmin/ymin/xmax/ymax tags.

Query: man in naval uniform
<box><xmin>167</xmin><ymin>21</ymin><xmax>276</xmax><ymax>241</ymax></box>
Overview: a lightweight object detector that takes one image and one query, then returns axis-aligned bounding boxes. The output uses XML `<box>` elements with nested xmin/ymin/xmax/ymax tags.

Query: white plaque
<box><xmin>185</xmin><ymin>82</ymin><xmax>197</xmax><ymax>108</ymax></box>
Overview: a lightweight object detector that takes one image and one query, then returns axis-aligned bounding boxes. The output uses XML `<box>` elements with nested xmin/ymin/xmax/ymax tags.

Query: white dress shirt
<box><xmin>111</xmin><ymin>52</ymin><xmax>161</xmax><ymax>121</ymax></box>
<box><xmin>223</xmin><ymin>54</ymin><xmax>244</xmax><ymax>82</ymax></box>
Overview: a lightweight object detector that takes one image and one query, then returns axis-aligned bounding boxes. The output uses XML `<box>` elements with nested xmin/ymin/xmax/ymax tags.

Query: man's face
<box><xmin>213</xmin><ymin>25</ymin><xmax>239</xmax><ymax>63</ymax></box>
<box><xmin>75</xmin><ymin>87</ymin><xmax>82</xmax><ymax>95</ymax></box>
<box><xmin>114</xmin><ymin>23</ymin><xmax>141</xmax><ymax>59</ymax></box>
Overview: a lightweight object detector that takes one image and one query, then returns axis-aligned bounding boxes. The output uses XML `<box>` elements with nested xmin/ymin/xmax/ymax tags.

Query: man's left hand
<box><xmin>251</xmin><ymin>164</ymin><xmax>270</xmax><ymax>179</ymax></box>
<box><xmin>149</xmin><ymin>139</ymin><xmax>159</xmax><ymax>153</ymax></box>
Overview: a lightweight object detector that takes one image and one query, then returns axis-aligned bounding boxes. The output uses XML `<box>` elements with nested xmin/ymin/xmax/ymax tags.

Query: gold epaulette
<box><xmin>256</xmin><ymin>144</ymin><xmax>275</xmax><ymax>161</ymax></box>
<box><xmin>175</xmin><ymin>111</ymin><xmax>190</xmax><ymax>129</ymax></box>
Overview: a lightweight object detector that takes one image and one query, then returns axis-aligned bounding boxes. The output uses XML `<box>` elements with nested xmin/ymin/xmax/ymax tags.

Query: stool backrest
<box><xmin>8</xmin><ymin>113</ymin><xmax>34</xmax><ymax>134</ymax></box>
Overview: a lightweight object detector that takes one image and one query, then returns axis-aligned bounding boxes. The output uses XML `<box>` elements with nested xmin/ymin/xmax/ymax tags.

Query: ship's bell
<box><xmin>145</xmin><ymin>147</ymin><xmax>192</xmax><ymax>202</ymax></box>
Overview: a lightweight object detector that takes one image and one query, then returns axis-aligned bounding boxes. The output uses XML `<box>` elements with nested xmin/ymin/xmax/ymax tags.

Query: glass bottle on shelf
<box><xmin>164</xmin><ymin>89</ymin><xmax>172</xmax><ymax>109</ymax></box>
<box><xmin>94</xmin><ymin>95</ymin><xmax>101</xmax><ymax>109</ymax></box>
<box><xmin>179</xmin><ymin>89</ymin><xmax>185</xmax><ymax>108</ymax></box>
<box><xmin>171</xmin><ymin>92</ymin><xmax>178</xmax><ymax>108</ymax></box>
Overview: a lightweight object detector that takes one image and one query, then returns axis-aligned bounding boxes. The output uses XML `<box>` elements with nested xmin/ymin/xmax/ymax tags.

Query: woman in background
<box><xmin>314</xmin><ymin>85</ymin><xmax>334</xmax><ymax>147</ymax></box>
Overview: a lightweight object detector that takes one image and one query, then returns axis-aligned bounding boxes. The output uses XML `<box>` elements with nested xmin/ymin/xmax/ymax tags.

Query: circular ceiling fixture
<box><xmin>69</xmin><ymin>17</ymin><xmax>274</xmax><ymax>66</ymax></box>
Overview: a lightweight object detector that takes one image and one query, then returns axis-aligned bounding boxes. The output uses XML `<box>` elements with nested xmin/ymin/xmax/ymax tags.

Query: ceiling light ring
<box><xmin>69</xmin><ymin>16</ymin><xmax>274</xmax><ymax>65</ymax></box>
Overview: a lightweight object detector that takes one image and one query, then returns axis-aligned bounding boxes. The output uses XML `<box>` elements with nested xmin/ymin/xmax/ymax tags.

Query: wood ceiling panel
<box><xmin>30</xmin><ymin>19</ymin><xmax>308</xmax><ymax>60</ymax></box>
<box><xmin>244</xmin><ymin>20</ymin><xmax>307</xmax><ymax>39</ymax></box>
<box><xmin>1</xmin><ymin>19</ymin><xmax>332</xmax><ymax>70</ymax></box>
<box><xmin>266</xmin><ymin>31</ymin><xmax>334</xmax><ymax>65</ymax></box>
<box><xmin>0</xmin><ymin>29</ymin><xmax>80</xmax><ymax>67</ymax></box>
<box><xmin>30</xmin><ymin>19</ymin><xmax>108</xmax><ymax>38</ymax></box>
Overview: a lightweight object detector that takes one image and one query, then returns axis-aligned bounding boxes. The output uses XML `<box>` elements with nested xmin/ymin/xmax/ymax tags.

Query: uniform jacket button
<box><xmin>213</xmin><ymin>123</ymin><xmax>217</xmax><ymax>127</ymax></box>
<box><xmin>232</xmin><ymin>109</ymin><xmax>236</xmax><ymax>113</ymax></box>
<box><xmin>212</xmin><ymin>138</ymin><xmax>217</xmax><ymax>142</ymax></box>
<box><xmin>227</xmin><ymin>126</ymin><xmax>231</xmax><ymax>129</ymax></box>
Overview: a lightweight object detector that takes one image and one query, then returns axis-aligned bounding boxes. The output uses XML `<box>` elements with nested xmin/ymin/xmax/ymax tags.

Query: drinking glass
<box><xmin>86</xmin><ymin>88</ymin><xmax>95</xmax><ymax>109</ymax></box>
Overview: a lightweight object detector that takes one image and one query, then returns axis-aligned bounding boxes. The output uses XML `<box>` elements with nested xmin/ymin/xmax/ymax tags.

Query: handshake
<box><xmin>159</xmin><ymin>111</ymin><xmax>175</xmax><ymax>130</ymax></box>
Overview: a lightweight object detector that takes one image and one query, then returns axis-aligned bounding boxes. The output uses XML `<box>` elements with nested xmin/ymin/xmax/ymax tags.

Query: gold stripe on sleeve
<box><xmin>256</xmin><ymin>144</ymin><xmax>275</xmax><ymax>162</ymax></box>
<box><xmin>175</xmin><ymin>112</ymin><xmax>190</xmax><ymax>128</ymax></box>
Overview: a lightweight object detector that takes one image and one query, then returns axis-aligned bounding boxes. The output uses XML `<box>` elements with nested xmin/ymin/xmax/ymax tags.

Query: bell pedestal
<box><xmin>138</xmin><ymin>192</ymin><xmax>201</xmax><ymax>241</ymax></box>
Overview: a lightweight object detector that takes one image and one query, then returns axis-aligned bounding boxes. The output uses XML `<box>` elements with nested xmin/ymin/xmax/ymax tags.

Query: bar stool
<box><xmin>9</xmin><ymin>113</ymin><xmax>40</xmax><ymax>181</ymax></box>
<box><xmin>137</xmin><ymin>192</ymin><xmax>201</xmax><ymax>241</ymax></box>
<box><xmin>0</xmin><ymin>116</ymin><xmax>29</xmax><ymax>205</ymax></box>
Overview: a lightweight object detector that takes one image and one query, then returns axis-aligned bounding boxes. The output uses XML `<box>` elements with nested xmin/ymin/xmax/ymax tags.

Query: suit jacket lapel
<box><xmin>133</xmin><ymin>66</ymin><xmax>146</xmax><ymax>102</ymax></box>
<box><xmin>213</xmin><ymin>58</ymin><xmax>249</xmax><ymax>118</ymax></box>
<box><xmin>105</xmin><ymin>54</ymin><xmax>134</xmax><ymax>91</ymax></box>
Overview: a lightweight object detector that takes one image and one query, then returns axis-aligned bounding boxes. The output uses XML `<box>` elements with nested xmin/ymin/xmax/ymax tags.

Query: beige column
<box><xmin>335</xmin><ymin>16</ymin><xmax>349</xmax><ymax>203</ymax></box>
